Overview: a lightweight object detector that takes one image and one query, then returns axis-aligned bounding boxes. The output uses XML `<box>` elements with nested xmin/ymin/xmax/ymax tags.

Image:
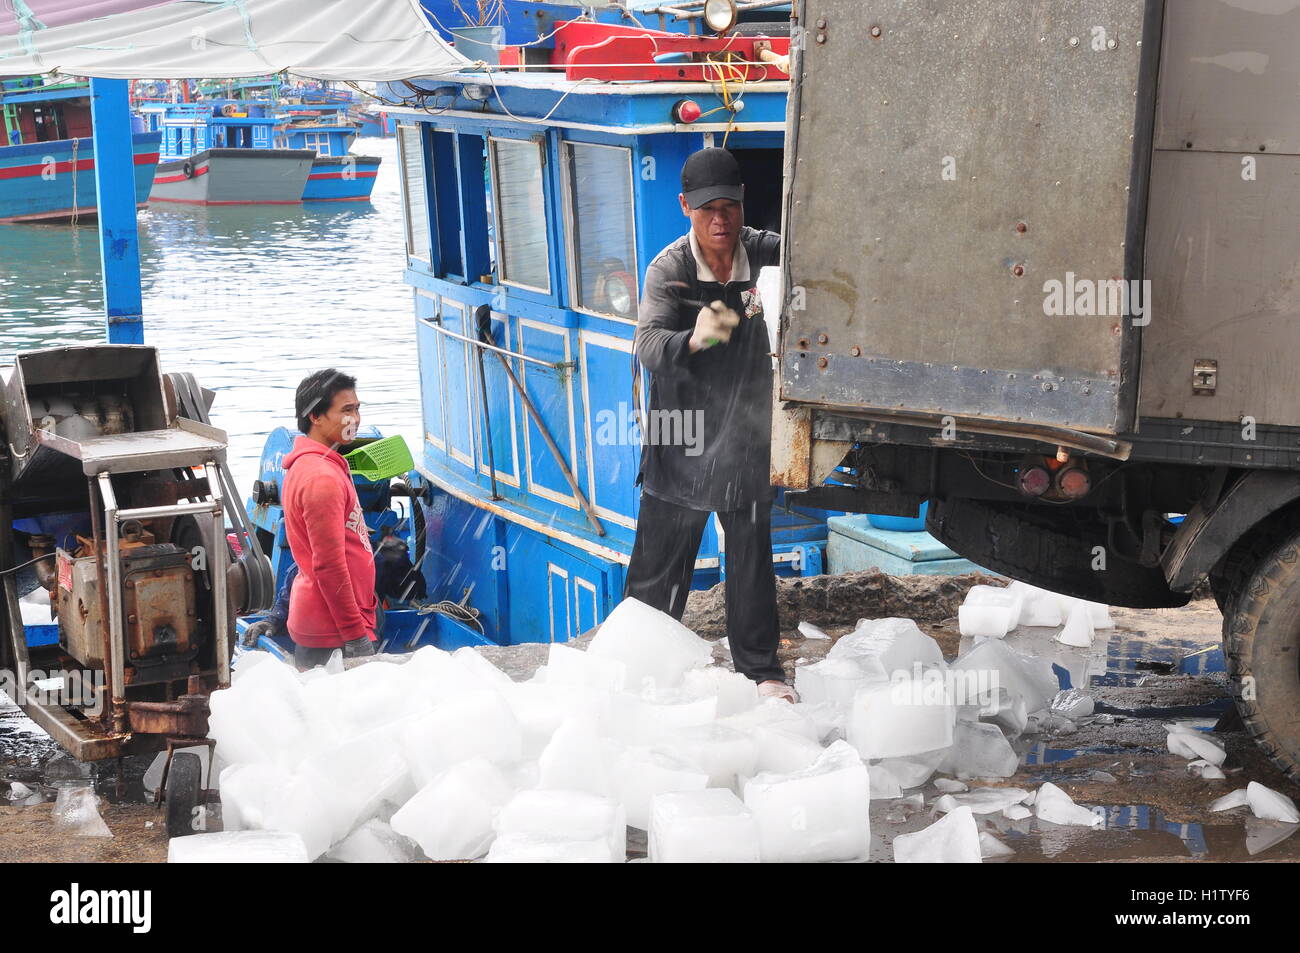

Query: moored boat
<box><xmin>276</xmin><ymin>107</ymin><xmax>382</xmax><ymax>201</ymax></box>
<box><xmin>142</xmin><ymin>99</ymin><xmax>316</xmax><ymax>204</ymax></box>
<box><xmin>0</xmin><ymin>76</ymin><xmax>161</xmax><ymax>223</ymax></box>
<box><xmin>149</xmin><ymin>147</ymin><xmax>316</xmax><ymax>205</ymax></box>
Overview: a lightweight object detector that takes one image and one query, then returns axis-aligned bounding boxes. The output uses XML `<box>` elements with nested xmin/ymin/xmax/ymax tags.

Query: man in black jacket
<box><xmin>627</xmin><ymin>147</ymin><xmax>795</xmax><ymax>702</ymax></box>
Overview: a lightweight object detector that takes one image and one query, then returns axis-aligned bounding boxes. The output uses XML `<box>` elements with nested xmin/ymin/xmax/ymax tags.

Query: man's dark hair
<box><xmin>295</xmin><ymin>368</ymin><xmax>357</xmax><ymax>434</ymax></box>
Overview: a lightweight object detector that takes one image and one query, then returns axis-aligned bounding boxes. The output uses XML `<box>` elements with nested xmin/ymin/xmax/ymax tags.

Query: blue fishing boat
<box><xmin>276</xmin><ymin>107</ymin><xmax>382</xmax><ymax>202</ymax></box>
<box><xmin>140</xmin><ymin>100</ymin><xmax>315</xmax><ymax>205</ymax></box>
<box><xmin>0</xmin><ymin>76</ymin><xmax>160</xmax><ymax>223</ymax></box>
<box><xmin>250</xmin><ymin>11</ymin><xmax>812</xmax><ymax>655</ymax></box>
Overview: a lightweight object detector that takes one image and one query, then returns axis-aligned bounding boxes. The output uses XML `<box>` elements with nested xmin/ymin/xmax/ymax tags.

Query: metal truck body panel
<box><xmin>782</xmin><ymin>0</ymin><xmax>1158</xmax><ymax>436</ymax></box>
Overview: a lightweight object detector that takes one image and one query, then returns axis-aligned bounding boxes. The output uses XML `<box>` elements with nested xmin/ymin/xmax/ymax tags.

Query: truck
<box><xmin>775</xmin><ymin>0</ymin><xmax>1300</xmax><ymax>780</ymax></box>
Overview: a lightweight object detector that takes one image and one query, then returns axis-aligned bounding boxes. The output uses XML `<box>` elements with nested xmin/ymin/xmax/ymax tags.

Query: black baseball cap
<box><xmin>681</xmin><ymin>148</ymin><xmax>743</xmax><ymax>209</ymax></box>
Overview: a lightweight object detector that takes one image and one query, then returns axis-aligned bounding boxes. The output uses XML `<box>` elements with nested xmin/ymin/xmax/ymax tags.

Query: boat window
<box><xmin>301</xmin><ymin>130</ymin><xmax>328</xmax><ymax>156</ymax></box>
<box><xmin>564</xmin><ymin>142</ymin><xmax>638</xmax><ymax>320</ymax></box>
<box><xmin>398</xmin><ymin>125</ymin><xmax>432</xmax><ymax>264</ymax></box>
<box><xmin>490</xmin><ymin>137</ymin><xmax>550</xmax><ymax>293</ymax></box>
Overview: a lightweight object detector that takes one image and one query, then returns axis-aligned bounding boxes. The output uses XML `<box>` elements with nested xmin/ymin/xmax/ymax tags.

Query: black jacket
<box><xmin>633</xmin><ymin>226</ymin><xmax>781</xmax><ymax>513</ymax></box>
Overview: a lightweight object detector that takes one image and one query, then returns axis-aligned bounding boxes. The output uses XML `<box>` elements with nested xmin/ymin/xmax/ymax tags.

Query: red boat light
<box><xmin>1018</xmin><ymin>465</ymin><xmax>1052</xmax><ymax>497</ymax></box>
<box><xmin>1056</xmin><ymin>467</ymin><xmax>1091</xmax><ymax>500</ymax></box>
<box><xmin>673</xmin><ymin>99</ymin><xmax>703</xmax><ymax>123</ymax></box>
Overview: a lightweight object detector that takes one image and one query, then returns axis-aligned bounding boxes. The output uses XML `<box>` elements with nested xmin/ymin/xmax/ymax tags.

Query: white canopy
<box><xmin>0</xmin><ymin>0</ymin><xmax>467</xmax><ymax>80</ymax></box>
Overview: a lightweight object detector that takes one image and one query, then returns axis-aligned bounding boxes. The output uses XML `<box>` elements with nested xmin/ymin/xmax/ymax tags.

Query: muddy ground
<box><xmin>1</xmin><ymin>570</ymin><xmax>1295</xmax><ymax>862</ymax></box>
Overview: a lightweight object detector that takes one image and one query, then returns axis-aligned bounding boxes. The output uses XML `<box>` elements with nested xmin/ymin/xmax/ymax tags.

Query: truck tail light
<box><xmin>1018</xmin><ymin>464</ymin><xmax>1052</xmax><ymax>497</ymax></box>
<box><xmin>1056</xmin><ymin>466</ymin><xmax>1091</xmax><ymax>500</ymax></box>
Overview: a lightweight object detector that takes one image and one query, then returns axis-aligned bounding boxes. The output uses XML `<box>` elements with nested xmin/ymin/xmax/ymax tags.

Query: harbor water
<box><xmin>0</xmin><ymin>136</ymin><xmax>421</xmax><ymax>492</ymax></box>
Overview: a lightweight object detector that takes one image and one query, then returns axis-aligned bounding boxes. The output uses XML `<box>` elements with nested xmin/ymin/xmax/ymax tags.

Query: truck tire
<box><xmin>1209</xmin><ymin>503</ymin><xmax>1300</xmax><ymax>618</ymax></box>
<box><xmin>1222</xmin><ymin>527</ymin><xmax>1300</xmax><ymax>784</ymax></box>
<box><xmin>927</xmin><ymin>497</ymin><xmax>1189</xmax><ymax>608</ymax></box>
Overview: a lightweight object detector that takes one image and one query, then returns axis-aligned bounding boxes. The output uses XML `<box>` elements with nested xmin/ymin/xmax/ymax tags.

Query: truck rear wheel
<box><xmin>1223</xmin><ymin>528</ymin><xmax>1300</xmax><ymax>784</ymax></box>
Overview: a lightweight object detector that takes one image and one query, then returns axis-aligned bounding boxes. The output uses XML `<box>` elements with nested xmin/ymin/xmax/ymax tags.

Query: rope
<box><xmin>415</xmin><ymin>599</ymin><xmax>484</xmax><ymax>633</ymax></box>
<box><xmin>69</xmin><ymin>136</ymin><xmax>79</xmax><ymax>226</ymax></box>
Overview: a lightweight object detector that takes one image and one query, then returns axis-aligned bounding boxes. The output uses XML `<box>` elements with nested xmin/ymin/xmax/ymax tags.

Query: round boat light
<box><xmin>703</xmin><ymin>0</ymin><xmax>739</xmax><ymax>35</ymax></box>
<box><xmin>673</xmin><ymin>99</ymin><xmax>703</xmax><ymax>123</ymax></box>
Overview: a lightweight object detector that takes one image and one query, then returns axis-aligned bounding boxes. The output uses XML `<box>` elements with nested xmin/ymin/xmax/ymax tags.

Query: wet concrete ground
<box><xmin>2</xmin><ymin>585</ymin><xmax>1297</xmax><ymax>862</ymax></box>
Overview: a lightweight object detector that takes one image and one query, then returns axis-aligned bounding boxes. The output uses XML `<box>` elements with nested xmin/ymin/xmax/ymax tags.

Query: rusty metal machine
<box><xmin>0</xmin><ymin>344</ymin><xmax>272</xmax><ymax>831</ymax></box>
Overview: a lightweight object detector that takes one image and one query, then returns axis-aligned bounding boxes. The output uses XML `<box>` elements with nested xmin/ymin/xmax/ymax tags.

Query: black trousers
<box><xmin>624</xmin><ymin>491</ymin><xmax>784</xmax><ymax>683</ymax></box>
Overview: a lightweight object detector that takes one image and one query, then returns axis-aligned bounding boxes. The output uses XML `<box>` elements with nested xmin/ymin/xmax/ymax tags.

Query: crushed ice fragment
<box><xmin>1056</xmin><ymin>603</ymin><xmax>1094</xmax><ymax>647</ymax></box>
<box><xmin>797</xmin><ymin>621</ymin><xmax>830</xmax><ymax>640</ymax></box>
<box><xmin>325</xmin><ymin>819</ymin><xmax>420</xmax><ymax>863</ymax></box>
<box><xmin>934</xmin><ymin>778</ymin><xmax>968</xmax><ymax>794</ymax></box>
<box><xmin>979</xmin><ymin>830</ymin><xmax>1015</xmax><ymax>859</ymax></box>
<box><xmin>1050</xmin><ymin>688</ymin><xmax>1095</xmax><ymax>720</ymax></box>
<box><xmin>5</xmin><ymin>781</ymin><xmax>32</xmax><ymax>800</ymax></box>
<box><xmin>934</xmin><ymin>786</ymin><xmax>1032</xmax><ymax>815</ymax></box>
<box><xmin>1165</xmin><ymin>725</ymin><xmax>1227</xmax><ymax>766</ymax></box>
<box><xmin>614</xmin><ymin>747</ymin><xmax>709</xmax><ymax>831</ymax></box>
<box><xmin>1210</xmin><ymin>788</ymin><xmax>1249</xmax><ymax>812</ymax></box>
<box><xmin>938</xmin><ymin>721</ymin><xmax>1019</xmax><ymax>779</ymax></box>
<box><xmin>1186</xmin><ymin>760</ymin><xmax>1226</xmax><ymax>780</ymax></box>
<box><xmin>1246</xmin><ymin>781</ymin><xmax>1300</xmax><ymax>823</ymax></box>
<box><xmin>1033</xmin><ymin>782</ymin><xmax>1102</xmax><ymax>827</ymax></box>
<box><xmin>1245</xmin><ymin>817</ymin><xmax>1300</xmax><ymax>856</ymax></box>
<box><xmin>876</xmin><ymin>749</ymin><xmax>946</xmax><ymax>788</ymax></box>
<box><xmin>587</xmin><ymin>597</ymin><xmax>713</xmax><ymax>695</ymax></box>
<box><xmin>648</xmin><ymin>790</ymin><xmax>760</xmax><ymax>863</ymax></box>
<box><xmin>952</xmin><ymin>639</ymin><xmax>1058</xmax><ymax>716</ymax></box>
<box><xmin>495</xmin><ymin>790</ymin><xmax>627</xmax><ymax>862</ymax></box>
<box><xmin>847</xmin><ymin>678</ymin><xmax>954</xmax><ymax>760</ymax></box>
<box><xmin>390</xmin><ymin>758</ymin><xmax>515</xmax><ymax>861</ymax></box>
<box><xmin>168</xmin><ymin>830</ymin><xmax>309</xmax><ymax>862</ymax></box>
<box><xmin>867</xmin><ymin>763</ymin><xmax>902</xmax><ymax>800</ymax></box>
<box><xmin>51</xmin><ymin>783</ymin><xmax>112</xmax><ymax>838</ymax></box>
<box><xmin>893</xmin><ymin>805</ymin><xmax>982</xmax><ymax>863</ymax></box>
<box><xmin>744</xmin><ymin>741</ymin><xmax>870</xmax><ymax>863</ymax></box>
<box><xmin>1005</xmin><ymin>581</ymin><xmax>1064</xmax><ymax>627</ymax></box>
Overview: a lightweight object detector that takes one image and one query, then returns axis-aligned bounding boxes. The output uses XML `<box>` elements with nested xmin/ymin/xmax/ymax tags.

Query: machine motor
<box><xmin>56</xmin><ymin>541</ymin><xmax>200</xmax><ymax>681</ymax></box>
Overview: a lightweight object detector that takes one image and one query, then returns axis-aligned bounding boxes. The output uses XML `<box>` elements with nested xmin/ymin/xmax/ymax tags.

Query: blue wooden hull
<box><xmin>302</xmin><ymin>155</ymin><xmax>381</xmax><ymax>201</ymax></box>
<box><xmin>0</xmin><ymin>131</ymin><xmax>161</xmax><ymax>223</ymax></box>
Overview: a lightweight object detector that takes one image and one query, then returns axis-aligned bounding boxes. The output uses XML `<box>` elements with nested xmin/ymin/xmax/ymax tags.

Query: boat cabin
<box><xmin>140</xmin><ymin>100</ymin><xmax>279</xmax><ymax>160</ymax></box>
<box><xmin>1</xmin><ymin>77</ymin><xmax>92</xmax><ymax>145</ymax></box>
<box><xmin>275</xmin><ymin>108</ymin><xmax>358</xmax><ymax>156</ymax></box>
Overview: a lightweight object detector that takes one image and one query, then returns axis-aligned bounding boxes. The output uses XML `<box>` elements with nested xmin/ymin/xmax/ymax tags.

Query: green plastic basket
<box><xmin>344</xmin><ymin>435</ymin><xmax>414</xmax><ymax>482</ymax></box>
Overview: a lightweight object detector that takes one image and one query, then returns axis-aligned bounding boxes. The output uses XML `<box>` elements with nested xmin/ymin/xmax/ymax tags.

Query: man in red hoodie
<box><xmin>281</xmin><ymin>369</ymin><xmax>377</xmax><ymax>669</ymax></box>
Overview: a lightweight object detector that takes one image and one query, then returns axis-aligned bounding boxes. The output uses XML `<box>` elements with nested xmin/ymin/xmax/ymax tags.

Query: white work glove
<box><xmin>690</xmin><ymin>300</ymin><xmax>741</xmax><ymax>351</ymax></box>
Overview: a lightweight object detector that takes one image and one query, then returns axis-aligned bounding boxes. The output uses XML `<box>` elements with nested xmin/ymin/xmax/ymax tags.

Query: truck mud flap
<box><xmin>927</xmin><ymin>497</ymin><xmax>1189</xmax><ymax>609</ymax></box>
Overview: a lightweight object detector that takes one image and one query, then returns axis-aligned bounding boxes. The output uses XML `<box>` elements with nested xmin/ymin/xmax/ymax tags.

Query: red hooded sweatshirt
<box><xmin>281</xmin><ymin>436</ymin><xmax>377</xmax><ymax>647</ymax></box>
